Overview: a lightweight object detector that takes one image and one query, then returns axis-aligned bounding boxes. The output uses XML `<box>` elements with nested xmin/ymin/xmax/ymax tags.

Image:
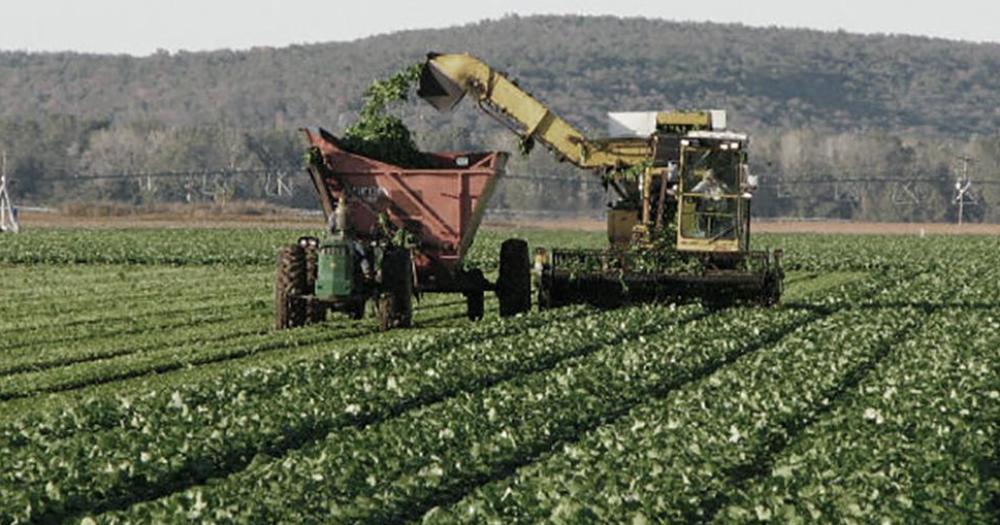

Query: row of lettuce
<box><xmin>84</xmin><ymin>259</ymin><xmax>994</xmax><ymax>525</ymax></box>
<box><xmin>0</xmin><ymin>265</ymin><xmax>474</xmax><ymax>417</ymax></box>
<box><xmin>422</xmin><ymin>268</ymin><xmax>1000</xmax><ymax>524</ymax></box>
<box><xmin>0</xmin><ymin>233</ymin><xmax>996</xmax><ymax>523</ymax></box>
<box><xmin>3</xmin><ymin>228</ymin><xmax>999</xmax><ymax>272</ymax></box>
<box><xmin>1</xmin><ymin>266</ymin><xmax>890</xmax><ymax>523</ymax></box>
<box><xmin>2</xmin><ymin>303</ymin><xmax>675</xmax><ymax>523</ymax></box>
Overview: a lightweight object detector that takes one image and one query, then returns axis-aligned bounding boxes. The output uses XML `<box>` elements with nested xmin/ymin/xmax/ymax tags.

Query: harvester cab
<box><xmin>672</xmin><ymin>131</ymin><xmax>752</xmax><ymax>253</ymax></box>
<box><xmin>613</xmin><ymin>111</ymin><xmax>750</xmax><ymax>253</ymax></box>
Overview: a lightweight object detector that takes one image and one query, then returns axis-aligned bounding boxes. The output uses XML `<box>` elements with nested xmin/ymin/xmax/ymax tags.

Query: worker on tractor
<box><xmin>691</xmin><ymin>169</ymin><xmax>723</xmax><ymax>197</ymax></box>
<box><xmin>691</xmin><ymin>170</ymin><xmax>728</xmax><ymax>237</ymax></box>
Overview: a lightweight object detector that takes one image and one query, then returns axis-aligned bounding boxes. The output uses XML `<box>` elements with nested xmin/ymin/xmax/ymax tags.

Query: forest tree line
<box><xmin>1</xmin><ymin>15</ymin><xmax>999</xmax><ymax>221</ymax></box>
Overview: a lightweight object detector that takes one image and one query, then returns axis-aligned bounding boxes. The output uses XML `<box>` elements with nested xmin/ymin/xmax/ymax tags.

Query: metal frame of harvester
<box><xmin>417</xmin><ymin>52</ymin><xmax>783</xmax><ymax>308</ymax></box>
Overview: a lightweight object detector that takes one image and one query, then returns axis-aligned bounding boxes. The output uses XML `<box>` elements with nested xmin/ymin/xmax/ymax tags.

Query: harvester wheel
<box><xmin>302</xmin><ymin>243</ymin><xmax>326</xmax><ymax>324</ymax></box>
<box><xmin>760</xmin><ymin>272</ymin><xmax>783</xmax><ymax>307</ymax></box>
<box><xmin>537</xmin><ymin>274</ymin><xmax>558</xmax><ymax>310</ymax></box>
<box><xmin>497</xmin><ymin>239</ymin><xmax>531</xmax><ymax>317</ymax></box>
<box><xmin>274</xmin><ymin>244</ymin><xmax>308</xmax><ymax>329</ymax></box>
<box><xmin>377</xmin><ymin>248</ymin><xmax>414</xmax><ymax>331</ymax></box>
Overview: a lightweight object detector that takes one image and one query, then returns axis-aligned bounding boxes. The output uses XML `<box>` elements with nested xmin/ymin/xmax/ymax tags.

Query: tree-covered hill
<box><xmin>3</xmin><ymin>15</ymin><xmax>1000</xmax><ymax>135</ymax></box>
<box><xmin>1</xmin><ymin>15</ymin><xmax>999</xmax><ymax>221</ymax></box>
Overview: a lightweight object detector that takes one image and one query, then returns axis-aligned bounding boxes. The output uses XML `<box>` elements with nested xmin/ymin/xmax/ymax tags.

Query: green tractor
<box><xmin>274</xmin><ymin>128</ymin><xmax>522</xmax><ymax>331</ymax></box>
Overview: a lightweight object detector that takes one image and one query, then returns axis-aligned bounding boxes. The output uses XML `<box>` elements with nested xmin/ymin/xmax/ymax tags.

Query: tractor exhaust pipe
<box><xmin>418</xmin><ymin>52</ymin><xmax>468</xmax><ymax>112</ymax></box>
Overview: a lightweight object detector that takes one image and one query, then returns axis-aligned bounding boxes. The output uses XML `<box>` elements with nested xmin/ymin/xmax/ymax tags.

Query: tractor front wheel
<box><xmin>377</xmin><ymin>248</ymin><xmax>414</xmax><ymax>331</ymax></box>
<box><xmin>274</xmin><ymin>244</ymin><xmax>308</xmax><ymax>329</ymax></box>
<box><xmin>348</xmin><ymin>299</ymin><xmax>366</xmax><ymax>320</ymax></box>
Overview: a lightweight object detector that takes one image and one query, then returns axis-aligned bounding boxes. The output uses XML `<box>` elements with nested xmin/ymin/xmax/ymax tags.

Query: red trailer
<box><xmin>273</xmin><ymin>128</ymin><xmax>531</xmax><ymax>331</ymax></box>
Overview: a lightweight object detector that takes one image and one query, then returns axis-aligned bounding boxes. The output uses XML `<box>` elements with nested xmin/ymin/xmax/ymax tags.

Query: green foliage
<box><xmin>3</xmin><ymin>16</ymin><xmax>1000</xmax><ymax>136</ymax></box>
<box><xmin>0</xmin><ymin>228</ymin><xmax>998</xmax><ymax>524</ymax></box>
<box><xmin>3</xmin><ymin>16</ymin><xmax>1000</xmax><ymax>220</ymax></box>
<box><xmin>340</xmin><ymin>64</ymin><xmax>425</xmax><ymax>167</ymax></box>
<box><xmin>419</xmin><ymin>264</ymin><xmax>999</xmax><ymax>524</ymax></box>
<box><xmin>605</xmin><ymin>160</ymin><xmax>652</xmax><ymax>186</ymax></box>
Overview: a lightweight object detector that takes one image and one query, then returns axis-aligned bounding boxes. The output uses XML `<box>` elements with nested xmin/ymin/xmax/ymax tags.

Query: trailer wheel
<box><xmin>462</xmin><ymin>268</ymin><xmax>486</xmax><ymax>321</ymax></box>
<box><xmin>377</xmin><ymin>248</ymin><xmax>413</xmax><ymax>331</ymax></box>
<box><xmin>301</xmin><ymin>242</ymin><xmax>326</xmax><ymax>324</ymax></box>
<box><xmin>465</xmin><ymin>290</ymin><xmax>485</xmax><ymax>321</ymax></box>
<box><xmin>497</xmin><ymin>239</ymin><xmax>531</xmax><ymax>317</ymax></box>
<box><xmin>274</xmin><ymin>244</ymin><xmax>308</xmax><ymax>329</ymax></box>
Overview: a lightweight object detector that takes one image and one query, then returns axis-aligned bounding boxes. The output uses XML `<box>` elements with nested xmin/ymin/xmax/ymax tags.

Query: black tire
<box><xmin>497</xmin><ymin>239</ymin><xmax>531</xmax><ymax>317</ymax></box>
<box><xmin>377</xmin><ymin>248</ymin><xmax>414</xmax><ymax>331</ymax></box>
<box><xmin>465</xmin><ymin>290</ymin><xmax>485</xmax><ymax>321</ymax></box>
<box><xmin>703</xmin><ymin>298</ymin><xmax>733</xmax><ymax>311</ymax></box>
<box><xmin>274</xmin><ymin>244</ymin><xmax>308</xmax><ymax>329</ymax></box>
<box><xmin>759</xmin><ymin>272</ymin><xmax>783</xmax><ymax>307</ymax></box>
<box><xmin>302</xmin><ymin>242</ymin><xmax>326</xmax><ymax>324</ymax></box>
<box><xmin>537</xmin><ymin>275</ymin><xmax>554</xmax><ymax>310</ymax></box>
<box><xmin>349</xmin><ymin>299</ymin><xmax>366</xmax><ymax>320</ymax></box>
<box><xmin>462</xmin><ymin>268</ymin><xmax>486</xmax><ymax>321</ymax></box>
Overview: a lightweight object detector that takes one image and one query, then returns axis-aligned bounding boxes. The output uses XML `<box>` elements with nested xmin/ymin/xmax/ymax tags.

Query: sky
<box><xmin>1</xmin><ymin>0</ymin><xmax>998</xmax><ymax>55</ymax></box>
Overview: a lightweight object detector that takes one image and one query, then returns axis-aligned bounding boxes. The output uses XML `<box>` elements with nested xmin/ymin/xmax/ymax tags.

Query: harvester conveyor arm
<box><xmin>419</xmin><ymin>53</ymin><xmax>652</xmax><ymax>171</ymax></box>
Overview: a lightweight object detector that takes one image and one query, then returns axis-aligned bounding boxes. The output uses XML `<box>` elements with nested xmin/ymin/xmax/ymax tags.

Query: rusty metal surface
<box><xmin>302</xmin><ymin>128</ymin><xmax>508</xmax><ymax>286</ymax></box>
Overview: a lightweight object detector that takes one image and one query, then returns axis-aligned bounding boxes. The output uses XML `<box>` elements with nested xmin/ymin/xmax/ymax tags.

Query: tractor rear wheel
<box><xmin>377</xmin><ymin>248</ymin><xmax>414</xmax><ymax>331</ymax></box>
<box><xmin>348</xmin><ymin>299</ymin><xmax>366</xmax><ymax>320</ymax></box>
<box><xmin>274</xmin><ymin>244</ymin><xmax>308</xmax><ymax>329</ymax></box>
<box><xmin>497</xmin><ymin>239</ymin><xmax>531</xmax><ymax>317</ymax></box>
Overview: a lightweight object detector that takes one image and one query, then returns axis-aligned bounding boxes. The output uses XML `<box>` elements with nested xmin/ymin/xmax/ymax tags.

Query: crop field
<box><xmin>0</xmin><ymin>228</ymin><xmax>998</xmax><ymax>524</ymax></box>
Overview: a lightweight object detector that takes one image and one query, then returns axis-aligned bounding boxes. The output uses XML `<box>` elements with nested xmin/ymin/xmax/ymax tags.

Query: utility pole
<box><xmin>954</xmin><ymin>155</ymin><xmax>975</xmax><ymax>226</ymax></box>
<box><xmin>0</xmin><ymin>151</ymin><xmax>20</xmax><ymax>233</ymax></box>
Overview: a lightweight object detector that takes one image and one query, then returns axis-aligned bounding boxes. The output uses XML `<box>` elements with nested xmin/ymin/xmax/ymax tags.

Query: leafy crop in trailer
<box><xmin>340</xmin><ymin>64</ymin><xmax>425</xmax><ymax>167</ymax></box>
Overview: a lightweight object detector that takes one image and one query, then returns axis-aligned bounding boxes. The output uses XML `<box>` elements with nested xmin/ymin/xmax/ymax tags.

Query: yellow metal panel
<box><xmin>656</xmin><ymin>111</ymin><xmax>713</xmax><ymax>129</ymax></box>
<box><xmin>426</xmin><ymin>54</ymin><xmax>652</xmax><ymax>169</ymax></box>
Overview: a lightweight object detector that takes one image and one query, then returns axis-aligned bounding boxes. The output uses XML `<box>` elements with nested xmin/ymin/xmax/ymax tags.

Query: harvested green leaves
<box><xmin>341</xmin><ymin>64</ymin><xmax>425</xmax><ymax>167</ymax></box>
